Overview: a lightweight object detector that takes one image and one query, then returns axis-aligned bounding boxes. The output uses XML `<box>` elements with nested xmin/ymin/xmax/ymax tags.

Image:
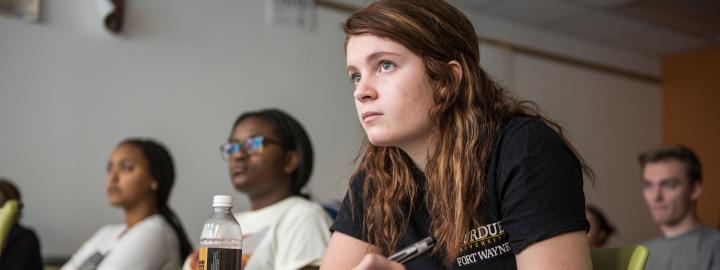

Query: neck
<box><xmin>400</xmin><ymin>138</ymin><xmax>430</xmax><ymax>173</ymax></box>
<box><xmin>248</xmin><ymin>182</ymin><xmax>293</xmax><ymax>211</ymax></box>
<box><xmin>124</xmin><ymin>199</ymin><xmax>159</xmax><ymax>229</ymax></box>
<box><xmin>660</xmin><ymin>212</ymin><xmax>701</xmax><ymax>238</ymax></box>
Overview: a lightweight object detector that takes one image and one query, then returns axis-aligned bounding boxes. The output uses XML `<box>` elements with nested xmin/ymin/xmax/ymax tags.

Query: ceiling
<box><xmin>331</xmin><ymin>0</ymin><xmax>720</xmax><ymax>57</ymax></box>
<box><xmin>448</xmin><ymin>0</ymin><xmax>720</xmax><ymax>57</ymax></box>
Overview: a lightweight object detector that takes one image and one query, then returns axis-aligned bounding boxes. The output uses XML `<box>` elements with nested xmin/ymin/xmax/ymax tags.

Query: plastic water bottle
<box><xmin>199</xmin><ymin>195</ymin><xmax>243</xmax><ymax>270</ymax></box>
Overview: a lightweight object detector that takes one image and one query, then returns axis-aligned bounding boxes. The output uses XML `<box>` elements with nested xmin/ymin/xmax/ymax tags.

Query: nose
<box><xmin>107</xmin><ymin>168</ymin><xmax>119</xmax><ymax>184</ymax></box>
<box><xmin>231</xmin><ymin>149</ymin><xmax>249</xmax><ymax>162</ymax></box>
<box><xmin>354</xmin><ymin>76</ymin><xmax>378</xmax><ymax>102</ymax></box>
<box><xmin>652</xmin><ymin>186</ymin><xmax>663</xmax><ymax>202</ymax></box>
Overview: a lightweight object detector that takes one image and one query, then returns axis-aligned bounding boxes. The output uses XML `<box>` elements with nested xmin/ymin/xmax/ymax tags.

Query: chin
<box><xmin>231</xmin><ymin>178</ymin><xmax>251</xmax><ymax>193</ymax></box>
<box><xmin>365</xmin><ymin>131</ymin><xmax>397</xmax><ymax>147</ymax></box>
<box><xmin>107</xmin><ymin>199</ymin><xmax>122</xmax><ymax>208</ymax></box>
<box><xmin>367</xmin><ymin>138</ymin><xmax>392</xmax><ymax>147</ymax></box>
<box><xmin>654</xmin><ymin>216</ymin><xmax>674</xmax><ymax>225</ymax></box>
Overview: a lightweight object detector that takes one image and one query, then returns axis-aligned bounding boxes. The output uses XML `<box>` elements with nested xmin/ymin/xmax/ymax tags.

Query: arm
<box><xmin>320</xmin><ymin>232</ymin><xmax>376</xmax><ymax>270</ymax></box>
<box><xmin>496</xmin><ymin>120</ymin><xmax>591</xmax><ymax>269</ymax></box>
<box><xmin>515</xmin><ymin>231</ymin><xmax>591</xmax><ymax>270</ymax></box>
<box><xmin>320</xmin><ymin>232</ymin><xmax>405</xmax><ymax>270</ymax></box>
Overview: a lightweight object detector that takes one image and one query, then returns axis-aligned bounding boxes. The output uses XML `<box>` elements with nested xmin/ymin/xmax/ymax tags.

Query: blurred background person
<box><xmin>185</xmin><ymin>108</ymin><xmax>331</xmax><ymax>270</ymax></box>
<box><xmin>62</xmin><ymin>139</ymin><xmax>192</xmax><ymax>270</ymax></box>
<box><xmin>0</xmin><ymin>178</ymin><xmax>43</xmax><ymax>270</ymax></box>
<box><xmin>585</xmin><ymin>204</ymin><xmax>616</xmax><ymax>248</ymax></box>
<box><xmin>639</xmin><ymin>145</ymin><xmax>720</xmax><ymax>270</ymax></box>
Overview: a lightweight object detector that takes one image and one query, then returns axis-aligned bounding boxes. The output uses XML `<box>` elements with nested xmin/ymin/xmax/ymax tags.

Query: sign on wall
<box><xmin>266</xmin><ymin>0</ymin><xmax>315</xmax><ymax>31</ymax></box>
<box><xmin>0</xmin><ymin>0</ymin><xmax>39</xmax><ymax>22</ymax></box>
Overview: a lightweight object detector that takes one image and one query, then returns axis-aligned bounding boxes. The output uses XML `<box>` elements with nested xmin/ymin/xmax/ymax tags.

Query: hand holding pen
<box><xmin>388</xmin><ymin>237</ymin><xmax>436</xmax><ymax>264</ymax></box>
<box><xmin>353</xmin><ymin>237</ymin><xmax>436</xmax><ymax>270</ymax></box>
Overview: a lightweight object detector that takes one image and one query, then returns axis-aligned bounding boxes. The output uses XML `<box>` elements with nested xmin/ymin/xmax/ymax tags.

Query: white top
<box><xmin>62</xmin><ymin>214</ymin><xmax>181</xmax><ymax>270</ymax></box>
<box><xmin>238</xmin><ymin>196</ymin><xmax>332</xmax><ymax>270</ymax></box>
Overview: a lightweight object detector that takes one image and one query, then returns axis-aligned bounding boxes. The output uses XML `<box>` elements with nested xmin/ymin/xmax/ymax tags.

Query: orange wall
<box><xmin>662</xmin><ymin>46</ymin><xmax>720</xmax><ymax>228</ymax></box>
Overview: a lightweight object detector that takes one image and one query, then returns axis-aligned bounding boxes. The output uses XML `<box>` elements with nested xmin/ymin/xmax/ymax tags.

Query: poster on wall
<box><xmin>0</xmin><ymin>0</ymin><xmax>39</xmax><ymax>22</ymax></box>
<box><xmin>266</xmin><ymin>0</ymin><xmax>315</xmax><ymax>31</ymax></box>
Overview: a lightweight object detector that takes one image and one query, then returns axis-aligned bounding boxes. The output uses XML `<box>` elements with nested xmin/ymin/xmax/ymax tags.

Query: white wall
<box><xmin>0</xmin><ymin>0</ymin><xmax>361</xmax><ymax>257</ymax></box>
<box><xmin>0</xmin><ymin>0</ymin><xmax>661</xmax><ymax>258</ymax></box>
<box><xmin>472</xmin><ymin>9</ymin><xmax>664</xmax><ymax>246</ymax></box>
<box><xmin>512</xmin><ymin>50</ymin><xmax>661</xmax><ymax>246</ymax></box>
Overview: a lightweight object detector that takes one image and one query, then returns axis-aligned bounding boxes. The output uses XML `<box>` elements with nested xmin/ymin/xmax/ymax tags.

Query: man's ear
<box><xmin>690</xmin><ymin>180</ymin><xmax>703</xmax><ymax>201</ymax></box>
<box><xmin>284</xmin><ymin>151</ymin><xmax>301</xmax><ymax>174</ymax></box>
<box><xmin>448</xmin><ymin>60</ymin><xmax>463</xmax><ymax>86</ymax></box>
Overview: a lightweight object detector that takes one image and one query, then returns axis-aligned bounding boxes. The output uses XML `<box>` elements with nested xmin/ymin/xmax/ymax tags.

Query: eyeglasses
<box><xmin>220</xmin><ymin>136</ymin><xmax>281</xmax><ymax>160</ymax></box>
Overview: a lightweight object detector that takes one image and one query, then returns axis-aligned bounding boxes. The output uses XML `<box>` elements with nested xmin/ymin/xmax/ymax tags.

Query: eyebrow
<box><xmin>643</xmin><ymin>177</ymin><xmax>679</xmax><ymax>184</ymax></box>
<box><xmin>122</xmin><ymin>157</ymin><xmax>138</xmax><ymax>163</ymax></box>
<box><xmin>229</xmin><ymin>134</ymin><xmax>263</xmax><ymax>143</ymax></box>
<box><xmin>346</xmin><ymin>51</ymin><xmax>402</xmax><ymax>74</ymax></box>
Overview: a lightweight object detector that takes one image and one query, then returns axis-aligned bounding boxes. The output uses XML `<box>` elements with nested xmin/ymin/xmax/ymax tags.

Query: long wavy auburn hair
<box><xmin>342</xmin><ymin>0</ymin><xmax>595</xmax><ymax>264</ymax></box>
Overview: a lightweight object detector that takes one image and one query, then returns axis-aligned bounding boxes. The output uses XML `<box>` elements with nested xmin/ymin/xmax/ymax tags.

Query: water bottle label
<box><xmin>198</xmin><ymin>247</ymin><xmax>243</xmax><ymax>270</ymax></box>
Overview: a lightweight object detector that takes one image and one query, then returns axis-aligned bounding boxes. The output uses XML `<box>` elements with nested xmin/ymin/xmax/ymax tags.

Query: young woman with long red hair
<box><xmin>322</xmin><ymin>1</ymin><xmax>593</xmax><ymax>269</ymax></box>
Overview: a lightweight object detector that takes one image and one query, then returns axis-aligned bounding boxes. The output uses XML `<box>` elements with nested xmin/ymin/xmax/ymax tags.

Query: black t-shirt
<box><xmin>330</xmin><ymin>117</ymin><xmax>589</xmax><ymax>269</ymax></box>
<box><xmin>0</xmin><ymin>223</ymin><xmax>44</xmax><ymax>270</ymax></box>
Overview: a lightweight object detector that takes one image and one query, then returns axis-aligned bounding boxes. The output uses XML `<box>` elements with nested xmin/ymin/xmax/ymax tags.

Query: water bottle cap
<box><xmin>212</xmin><ymin>195</ymin><xmax>233</xmax><ymax>208</ymax></box>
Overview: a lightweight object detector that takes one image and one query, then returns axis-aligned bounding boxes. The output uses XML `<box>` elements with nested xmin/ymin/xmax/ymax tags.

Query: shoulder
<box><xmin>699</xmin><ymin>227</ymin><xmax>720</xmax><ymax>244</ymax></box>
<box><xmin>497</xmin><ymin>116</ymin><xmax>566</xmax><ymax>151</ymax></box>
<box><xmin>493</xmin><ymin>116</ymin><xmax>579</xmax><ymax>169</ymax></box>
<box><xmin>643</xmin><ymin>236</ymin><xmax>667</xmax><ymax>249</ymax></box>
<box><xmin>7</xmin><ymin>223</ymin><xmax>41</xmax><ymax>247</ymax></box>
<box><xmin>108</xmin><ymin>216</ymin><xmax>179</xmax><ymax>261</ymax></box>
<box><xmin>699</xmin><ymin>226</ymin><xmax>720</xmax><ymax>237</ymax></box>
<box><xmin>9</xmin><ymin>223</ymin><xmax>40</xmax><ymax>240</ymax></box>
<box><xmin>92</xmin><ymin>223</ymin><xmax>125</xmax><ymax>240</ymax></box>
<box><xmin>280</xmin><ymin>197</ymin><xmax>331</xmax><ymax>223</ymax></box>
<box><xmin>273</xmin><ymin>198</ymin><xmax>331</xmax><ymax>242</ymax></box>
<box><xmin>123</xmin><ymin>215</ymin><xmax>178</xmax><ymax>247</ymax></box>
<box><xmin>73</xmin><ymin>224</ymin><xmax>124</xmax><ymax>252</ymax></box>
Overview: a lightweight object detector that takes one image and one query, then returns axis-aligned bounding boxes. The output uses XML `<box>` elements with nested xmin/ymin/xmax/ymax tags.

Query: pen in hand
<box><xmin>387</xmin><ymin>237</ymin><xmax>436</xmax><ymax>264</ymax></box>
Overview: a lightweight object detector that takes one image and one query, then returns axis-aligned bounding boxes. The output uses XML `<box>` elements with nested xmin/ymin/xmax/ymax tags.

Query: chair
<box><xmin>0</xmin><ymin>199</ymin><xmax>20</xmax><ymax>255</ymax></box>
<box><xmin>591</xmin><ymin>245</ymin><xmax>649</xmax><ymax>270</ymax></box>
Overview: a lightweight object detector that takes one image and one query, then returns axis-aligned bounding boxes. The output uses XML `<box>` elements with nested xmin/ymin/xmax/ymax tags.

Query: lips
<box><xmin>107</xmin><ymin>186</ymin><xmax>120</xmax><ymax>194</ymax></box>
<box><xmin>361</xmin><ymin>111</ymin><xmax>383</xmax><ymax>122</ymax></box>
<box><xmin>230</xmin><ymin>164</ymin><xmax>248</xmax><ymax>177</ymax></box>
<box><xmin>650</xmin><ymin>205</ymin><xmax>668</xmax><ymax>212</ymax></box>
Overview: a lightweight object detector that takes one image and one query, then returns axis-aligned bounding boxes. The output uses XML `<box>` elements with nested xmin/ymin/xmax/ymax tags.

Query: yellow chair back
<box><xmin>0</xmin><ymin>200</ymin><xmax>20</xmax><ymax>255</ymax></box>
<box><xmin>591</xmin><ymin>245</ymin><xmax>649</xmax><ymax>270</ymax></box>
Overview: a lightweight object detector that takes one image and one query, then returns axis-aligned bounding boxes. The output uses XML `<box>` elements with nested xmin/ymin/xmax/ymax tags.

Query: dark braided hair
<box><xmin>119</xmin><ymin>138</ymin><xmax>193</xmax><ymax>262</ymax></box>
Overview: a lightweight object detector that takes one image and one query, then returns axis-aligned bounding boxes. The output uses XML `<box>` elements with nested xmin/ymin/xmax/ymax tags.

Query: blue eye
<box><xmin>380</xmin><ymin>61</ymin><xmax>395</xmax><ymax>72</ymax></box>
<box><xmin>350</xmin><ymin>73</ymin><xmax>361</xmax><ymax>85</ymax></box>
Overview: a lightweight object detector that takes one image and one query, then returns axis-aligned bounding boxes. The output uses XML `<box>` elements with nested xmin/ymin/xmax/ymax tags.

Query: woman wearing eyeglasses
<box><xmin>185</xmin><ymin>108</ymin><xmax>331</xmax><ymax>270</ymax></box>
